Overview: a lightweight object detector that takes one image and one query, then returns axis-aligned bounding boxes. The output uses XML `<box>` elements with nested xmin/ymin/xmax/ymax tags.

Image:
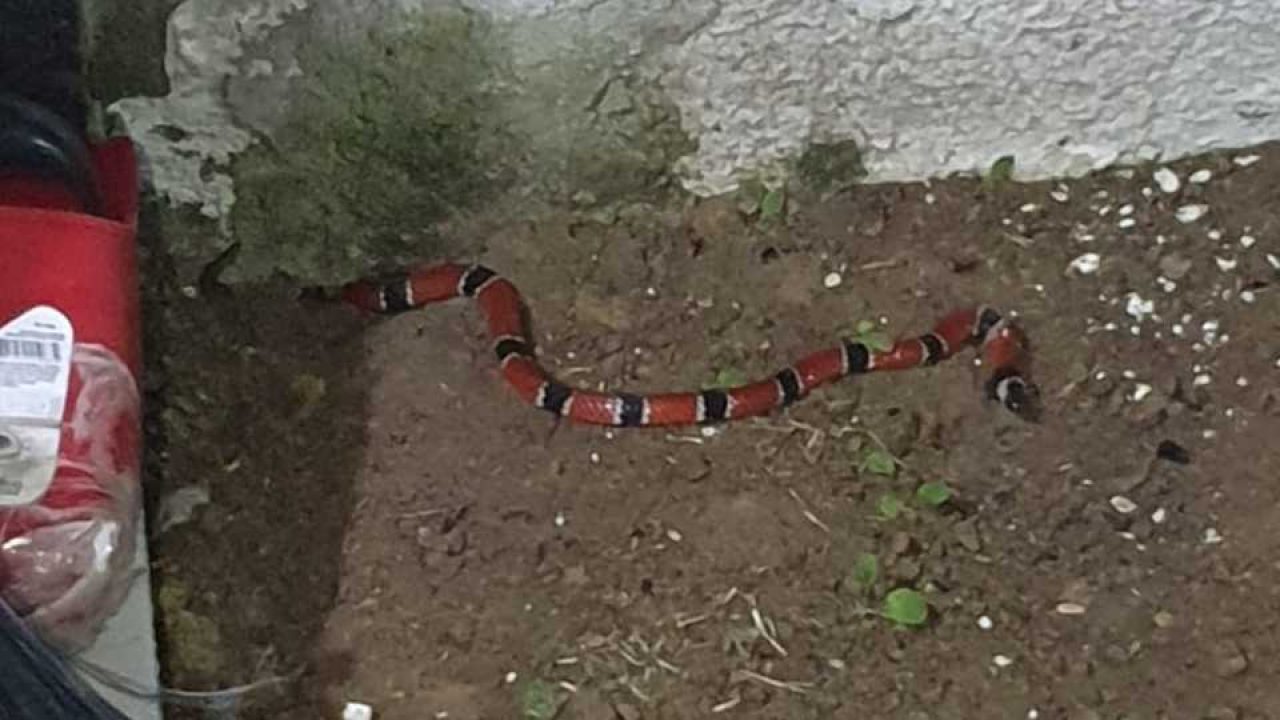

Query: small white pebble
<box><xmin>1225</xmin><ymin>408</ymin><xmax>1235</xmax><ymax>418</ymax></box>
<box><xmin>1240</xmin><ymin>234</ymin><xmax>1256</xmax><ymax>248</ymax></box>
<box><xmin>823</xmin><ymin>272</ymin><xmax>843</xmax><ymax>289</ymax></box>
<box><xmin>645</xmin><ymin>286</ymin><xmax>657</xmax><ymax>297</ymax></box>
<box><xmin>666</xmin><ymin>528</ymin><xmax>683</xmax><ymax>542</ymax></box>
<box><xmin>1208</xmin><ymin>229</ymin><xmax>1223</xmax><ymax>241</ymax></box>
<box><xmin>1175</xmin><ymin>204</ymin><xmax>1208</xmax><ymax>223</ymax></box>
<box><xmin>1153</xmin><ymin>167</ymin><xmax>1181</xmax><ymax>193</ymax></box>
<box><xmin>1233</xmin><ymin>154</ymin><xmax>1261</xmax><ymax>167</ymax></box>
<box><xmin>1020</xmin><ymin>203</ymin><xmax>1038</xmax><ymax>213</ymax></box>
<box><xmin>1130</xmin><ymin>325</ymin><xmax>1141</xmax><ymax>336</ymax></box>
<box><xmin>1118</xmin><ymin>217</ymin><xmax>1136</xmax><ymax>229</ymax></box>
<box><xmin>993</xmin><ymin>654</ymin><xmax>1014</xmax><ymax>668</ymax></box>
<box><xmin>589</xmin><ymin>452</ymin><xmax>601</xmax><ymax>464</ymax></box>
<box><xmin>700</xmin><ymin>426</ymin><xmax>718</xmax><ymax>438</ymax></box>
<box><xmin>1131</xmin><ymin>383</ymin><xmax>1153</xmax><ymax>402</ymax></box>
<box><xmin>1118</xmin><ymin>204</ymin><xmax>1134</xmax><ymax>216</ymax></box>
<box><xmin>1152</xmin><ymin>507</ymin><xmax>1167</xmax><ymax>524</ymax></box>
<box><xmin>1189</xmin><ymin>168</ymin><xmax>1213</xmax><ymax>183</ymax></box>
<box><xmin>1203</xmin><ymin>527</ymin><xmax>1223</xmax><ymax>544</ymax></box>
<box><xmin>1157</xmin><ymin>276</ymin><xmax>1177</xmax><ymax>293</ymax></box>
<box><xmin>1240</xmin><ymin>290</ymin><xmax>1256</xmax><ymax>304</ymax></box>
<box><xmin>343</xmin><ymin>703</ymin><xmax>374</xmax><ymax>720</ymax></box>
<box><xmin>505</xmin><ymin>672</ymin><xmax>519</xmax><ymax>684</ymax></box>
<box><xmin>1236</xmin><ymin>376</ymin><xmax>1249</xmax><ymax>387</ymax></box>
<box><xmin>1110</xmin><ymin>495</ymin><xmax>1139</xmax><ymax>514</ymax></box>
<box><xmin>924</xmin><ymin>192</ymin><xmax>936</xmax><ymax>204</ymax></box>
<box><xmin>1142</xmin><ymin>186</ymin><xmax>1154</xmax><ymax>198</ymax></box>
<box><xmin>1125</xmin><ymin>293</ymin><xmax>1154</xmax><ymax>321</ymax></box>
<box><xmin>1056</xmin><ymin>602</ymin><xmax>1087</xmax><ymax>616</ymax></box>
<box><xmin>1029</xmin><ymin>709</ymin><xmax>1040</xmax><ymax>720</ymax></box>
<box><xmin>1097</xmin><ymin>205</ymin><xmax>1112</xmax><ymax>217</ymax></box>
<box><xmin>1193</xmin><ymin>374</ymin><xmax>1212</xmax><ymax>387</ymax></box>
<box><xmin>1050</xmin><ymin>190</ymin><xmax>1069</xmax><ymax>203</ymax></box>
<box><xmin>1103</xmin><ymin>322</ymin><xmax>1117</xmax><ymax>331</ymax></box>
<box><xmin>555</xmin><ymin>511</ymin><xmax>566</xmax><ymax>527</ymax></box>
<box><xmin>1171</xmin><ymin>323</ymin><xmax>1184</xmax><ymax>336</ymax></box>
<box><xmin>978</xmin><ymin>615</ymin><xmax>994</xmax><ymax>630</ymax></box>
<box><xmin>1268</xmin><ymin>253</ymin><xmax>1280</xmax><ymax>270</ymax></box>
<box><xmin>1122</xmin><ymin>369</ymin><xmax>1137</xmax><ymax>379</ymax></box>
<box><xmin>1094</xmin><ymin>371</ymin><xmax>1108</xmax><ymax>381</ymax></box>
<box><xmin>1068</xmin><ymin>253</ymin><xmax>1100</xmax><ymax>275</ymax></box>
<box><xmin>1203</xmin><ymin>428</ymin><xmax>1217</xmax><ymax>439</ymax></box>
<box><xmin>1215</xmin><ymin>256</ymin><xmax>1238</xmax><ymax>272</ymax></box>
<box><xmin>1156</xmin><ymin>234</ymin><xmax>1168</xmax><ymax>245</ymax></box>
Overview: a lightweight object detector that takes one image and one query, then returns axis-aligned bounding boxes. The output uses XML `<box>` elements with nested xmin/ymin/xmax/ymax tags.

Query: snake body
<box><xmin>342</xmin><ymin>262</ymin><xmax>1040</xmax><ymax>426</ymax></box>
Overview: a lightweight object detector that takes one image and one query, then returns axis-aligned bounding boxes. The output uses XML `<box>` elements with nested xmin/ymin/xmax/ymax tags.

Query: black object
<box><xmin>0</xmin><ymin>597</ymin><xmax>131</xmax><ymax>720</ymax></box>
<box><xmin>1156</xmin><ymin>439</ymin><xmax>1191</xmax><ymax>465</ymax></box>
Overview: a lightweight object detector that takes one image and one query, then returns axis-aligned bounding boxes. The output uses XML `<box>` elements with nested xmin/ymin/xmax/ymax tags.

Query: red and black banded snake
<box><xmin>340</xmin><ymin>262</ymin><xmax>1040</xmax><ymax>426</ymax></box>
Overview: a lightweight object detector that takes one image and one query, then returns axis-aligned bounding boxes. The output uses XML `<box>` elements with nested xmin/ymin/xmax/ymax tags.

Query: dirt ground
<box><xmin>143</xmin><ymin>142</ymin><xmax>1280</xmax><ymax>720</ymax></box>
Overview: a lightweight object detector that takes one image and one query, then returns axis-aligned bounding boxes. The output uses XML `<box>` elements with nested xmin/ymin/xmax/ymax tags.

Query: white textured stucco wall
<box><xmin>112</xmin><ymin>0</ymin><xmax>1280</xmax><ymax>215</ymax></box>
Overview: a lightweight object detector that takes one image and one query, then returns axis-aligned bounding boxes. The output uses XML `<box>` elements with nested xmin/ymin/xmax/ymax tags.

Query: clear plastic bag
<box><xmin>1</xmin><ymin>342</ymin><xmax>142</xmax><ymax>652</ymax></box>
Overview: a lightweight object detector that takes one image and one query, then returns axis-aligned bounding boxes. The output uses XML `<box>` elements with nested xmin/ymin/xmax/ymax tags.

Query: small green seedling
<box><xmin>759</xmin><ymin>187</ymin><xmax>785</xmax><ymax>220</ymax></box>
<box><xmin>860</xmin><ymin>447</ymin><xmax>898</xmax><ymax>477</ymax></box>
<box><xmin>709</xmin><ymin>367</ymin><xmax>747</xmax><ymax>389</ymax></box>
<box><xmin>518</xmin><ymin>678</ymin><xmax>558</xmax><ymax>719</ymax></box>
<box><xmin>915</xmin><ymin>482</ymin><xmax>953</xmax><ymax>508</ymax></box>
<box><xmin>851</xmin><ymin>319</ymin><xmax>893</xmax><ymax>351</ymax></box>
<box><xmin>851</xmin><ymin>552</ymin><xmax>879</xmax><ymax>591</ymax></box>
<box><xmin>882</xmin><ymin>588</ymin><xmax>929</xmax><ymax>626</ymax></box>
<box><xmin>876</xmin><ymin>493</ymin><xmax>905</xmax><ymax>520</ymax></box>
<box><xmin>984</xmin><ymin>155</ymin><xmax>1016</xmax><ymax>187</ymax></box>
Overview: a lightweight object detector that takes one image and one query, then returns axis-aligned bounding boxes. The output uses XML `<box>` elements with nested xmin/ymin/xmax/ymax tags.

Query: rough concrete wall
<box><xmin>659</xmin><ymin>0</ymin><xmax>1280</xmax><ymax>195</ymax></box>
<box><xmin>109</xmin><ymin>0</ymin><xmax>1280</xmax><ymax>232</ymax></box>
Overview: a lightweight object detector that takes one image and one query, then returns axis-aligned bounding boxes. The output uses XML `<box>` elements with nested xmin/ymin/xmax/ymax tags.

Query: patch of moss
<box><xmin>228</xmin><ymin>9</ymin><xmax>512</xmax><ymax>284</ymax></box>
<box><xmin>795</xmin><ymin>139</ymin><xmax>868</xmax><ymax>194</ymax></box>
<box><xmin>155</xmin><ymin>579</ymin><xmax>226</xmax><ymax>681</ymax></box>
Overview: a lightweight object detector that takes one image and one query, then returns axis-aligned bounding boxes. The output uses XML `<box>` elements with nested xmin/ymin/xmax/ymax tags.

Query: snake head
<box><xmin>987</xmin><ymin>371</ymin><xmax>1042</xmax><ymax>423</ymax></box>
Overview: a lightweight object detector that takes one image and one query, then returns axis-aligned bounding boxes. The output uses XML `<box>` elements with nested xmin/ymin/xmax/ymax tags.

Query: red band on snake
<box><xmin>341</xmin><ymin>262</ymin><xmax>1040</xmax><ymax>427</ymax></box>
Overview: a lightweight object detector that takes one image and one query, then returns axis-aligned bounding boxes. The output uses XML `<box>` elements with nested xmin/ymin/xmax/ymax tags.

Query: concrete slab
<box><xmin>76</xmin><ymin>521</ymin><xmax>163</xmax><ymax>720</ymax></box>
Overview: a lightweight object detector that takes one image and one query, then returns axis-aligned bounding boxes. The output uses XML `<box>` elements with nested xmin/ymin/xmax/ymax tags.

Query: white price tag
<box><xmin>0</xmin><ymin>306</ymin><xmax>74</xmax><ymax>506</ymax></box>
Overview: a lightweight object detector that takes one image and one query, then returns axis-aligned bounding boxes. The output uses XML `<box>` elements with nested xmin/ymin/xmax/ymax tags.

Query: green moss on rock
<box><xmin>229</xmin><ymin>9</ymin><xmax>510</xmax><ymax>284</ymax></box>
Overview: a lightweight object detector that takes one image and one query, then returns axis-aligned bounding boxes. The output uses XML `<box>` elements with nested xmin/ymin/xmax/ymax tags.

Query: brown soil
<box><xmin>146</xmin><ymin>144</ymin><xmax>1280</xmax><ymax>720</ymax></box>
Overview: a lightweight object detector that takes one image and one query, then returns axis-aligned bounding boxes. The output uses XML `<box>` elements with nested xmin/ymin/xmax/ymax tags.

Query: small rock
<box><xmin>343</xmin><ymin>702</ymin><xmax>374</xmax><ymax>720</ymax></box>
<box><xmin>1232</xmin><ymin>154</ymin><xmax>1260</xmax><ymax>167</ymax></box>
<box><xmin>1215</xmin><ymin>256</ymin><xmax>1238</xmax><ymax>272</ymax></box>
<box><xmin>1109</xmin><ymin>495</ymin><xmax>1139</xmax><ymax>514</ymax></box>
<box><xmin>1068</xmin><ymin>253</ymin><xmax>1101</xmax><ymax>275</ymax></box>
<box><xmin>1188</xmin><ymin>168</ymin><xmax>1213</xmax><ymax>184</ymax></box>
<box><xmin>1213</xmin><ymin>641</ymin><xmax>1249</xmax><ymax>677</ymax></box>
<box><xmin>1151</xmin><ymin>507</ymin><xmax>1168</xmax><ymax>524</ymax></box>
<box><xmin>1153</xmin><ymin>610</ymin><xmax>1175</xmax><ymax>628</ymax></box>
<box><xmin>953</xmin><ymin>519</ymin><xmax>982</xmax><ymax>552</ymax></box>
<box><xmin>823</xmin><ymin>272</ymin><xmax>843</xmax><ymax>289</ymax></box>
<box><xmin>1153</xmin><ymin>167</ymin><xmax>1181</xmax><ymax>193</ymax></box>
<box><xmin>977</xmin><ymin>615</ymin><xmax>994</xmax><ymax>630</ymax></box>
<box><xmin>993</xmin><ymin>654</ymin><xmax>1014</xmax><ymax>668</ymax></box>
<box><xmin>1056</xmin><ymin>602</ymin><xmax>1087</xmax><ymax>616</ymax></box>
<box><xmin>1159</xmin><ymin>253</ymin><xmax>1193</xmax><ymax>279</ymax></box>
<box><xmin>1176</xmin><ymin>204</ymin><xmax>1209</xmax><ymax>223</ymax></box>
<box><xmin>1205</xmin><ymin>706</ymin><xmax>1239</xmax><ymax>720</ymax></box>
<box><xmin>1240</xmin><ymin>234</ymin><xmax>1256</xmax><ymax>248</ymax></box>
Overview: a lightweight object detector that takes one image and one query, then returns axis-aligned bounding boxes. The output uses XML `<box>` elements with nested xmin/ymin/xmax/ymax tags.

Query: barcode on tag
<box><xmin>0</xmin><ymin>338</ymin><xmax>61</xmax><ymax>362</ymax></box>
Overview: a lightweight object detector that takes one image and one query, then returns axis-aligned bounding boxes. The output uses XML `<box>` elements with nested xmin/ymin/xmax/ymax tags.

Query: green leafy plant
<box><xmin>759</xmin><ymin>187</ymin><xmax>785</xmax><ymax>220</ymax></box>
<box><xmin>709</xmin><ymin>367</ymin><xmax>747</xmax><ymax>389</ymax></box>
<box><xmin>882</xmin><ymin>588</ymin><xmax>929</xmax><ymax>626</ymax></box>
<box><xmin>915</xmin><ymin>482</ymin><xmax>953</xmax><ymax>508</ymax></box>
<box><xmin>876</xmin><ymin>493</ymin><xmax>905</xmax><ymax>520</ymax></box>
<box><xmin>860</xmin><ymin>447</ymin><xmax>898</xmax><ymax>477</ymax></box>
<box><xmin>985</xmin><ymin>155</ymin><xmax>1016</xmax><ymax>186</ymax></box>
<box><xmin>851</xmin><ymin>319</ymin><xmax>893</xmax><ymax>352</ymax></box>
<box><xmin>851</xmin><ymin>552</ymin><xmax>879</xmax><ymax>591</ymax></box>
<box><xmin>518</xmin><ymin>678</ymin><xmax>558</xmax><ymax>719</ymax></box>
